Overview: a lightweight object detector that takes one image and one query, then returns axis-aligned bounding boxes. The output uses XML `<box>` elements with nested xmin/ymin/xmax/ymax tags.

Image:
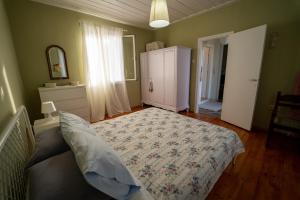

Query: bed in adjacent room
<box><xmin>92</xmin><ymin>107</ymin><xmax>245</xmax><ymax>200</ymax></box>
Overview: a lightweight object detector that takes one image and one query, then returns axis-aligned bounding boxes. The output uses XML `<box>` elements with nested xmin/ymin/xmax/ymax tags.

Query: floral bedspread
<box><xmin>92</xmin><ymin>108</ymin><xmax>244</xmax><ymax>200</ymax></box>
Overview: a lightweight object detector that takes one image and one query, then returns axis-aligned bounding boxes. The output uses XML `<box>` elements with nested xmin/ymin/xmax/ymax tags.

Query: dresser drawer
<box><xmin>60</xmin><ymin>107</ymin><xmax>90</xmax><ymax>121</ymax></box>
<box><xmin>54</xmin><ymin>98</ymin><xmax>88</xmax><ymax>111</ymax></box>
<box><xmin>52</xmin><ymin>106</ymin><xmax>90</xmax><ymax>121</ymax></box>
<box><xmin>39</xmin><ymin>87</ymin><xmax>86</xmax><ymax>102</ymax></box>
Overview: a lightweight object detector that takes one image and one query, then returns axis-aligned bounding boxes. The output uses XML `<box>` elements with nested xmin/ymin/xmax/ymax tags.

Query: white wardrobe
<box><xmin>140</xmin><ymin>46</ymin><xmax>191</xmax><ymax>112</ymax></box>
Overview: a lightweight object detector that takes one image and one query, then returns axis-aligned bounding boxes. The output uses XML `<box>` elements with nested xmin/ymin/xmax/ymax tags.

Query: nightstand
<box><xmin>33</xmin><ymin>116</ymin><xmax>60</xmax><ymax>135</ymax></box>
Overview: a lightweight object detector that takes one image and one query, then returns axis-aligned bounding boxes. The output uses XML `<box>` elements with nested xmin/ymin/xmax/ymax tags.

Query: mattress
<box><xmin>92</xmin><ymin>108</ymin><xmax>244</xmax><ymax>200</ymax></box>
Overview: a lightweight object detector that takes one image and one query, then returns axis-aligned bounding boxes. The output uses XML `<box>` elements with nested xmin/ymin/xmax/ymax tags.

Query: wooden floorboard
<box><xmin>104</xmin><ymin>106</ymin><xmax>300</xmax><ymax>200</ymax></box>
<box><xmin>185</xmin><ymin>113</ymin><xmax>300</xmax><ymax>200</ymax></box>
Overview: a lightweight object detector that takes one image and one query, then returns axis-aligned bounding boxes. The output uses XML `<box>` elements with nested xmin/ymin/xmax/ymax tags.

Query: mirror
<box><xmin>123</xmin><ymin>35</ymin><xmax>136</xmax><ymax>81</ymax></box>
<box><xmin>46</xmin><ymin>45</ymin><xmax>69</xmax><ymax>79</ymax></box>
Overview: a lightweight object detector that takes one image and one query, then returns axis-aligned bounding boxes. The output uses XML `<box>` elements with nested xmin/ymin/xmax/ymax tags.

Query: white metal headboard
<box><xmin>0</xmin><ymin>106</ymin><xmax>35</xmax><ymax>200</ymax></box>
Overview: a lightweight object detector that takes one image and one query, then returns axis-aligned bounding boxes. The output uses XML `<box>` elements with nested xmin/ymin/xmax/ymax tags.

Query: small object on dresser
<box><xmin>41</xmin><ymin>101</ymin><xmax>56</xmax><ymax>119</ymax></box>
<box><xmin>33</xmin><ymin>116</ymin><xmax>60</xmax><ymax>135</ymax></box>
<box><xmin>44</xmin><ymin>82</ymin><xmax>56</xmax><ymax>88</ymax></box>
<box><xmin>70</xmin><ymin>80</ymin><xmax>80</xmax><ymax>86</ymax></box>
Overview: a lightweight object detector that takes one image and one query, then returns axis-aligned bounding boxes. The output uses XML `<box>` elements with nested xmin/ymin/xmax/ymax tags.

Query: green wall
<box><xmin>154</xmin><ymin>0</ymin><xmax>300</xmax><ymax>129</ymax></box>
<box><xmin>3</xmin><ymin>0</ymin><xmax>300</xmax><ymax>129</ymax></box>
<box><xmin>4</xmin><ymin>0</ymin><xmax>154</xmax><ymax>121</ymax></box>
<box><xmin>0</xmin><ymin>0</ymin><xmax>25</xmax><ymax>133</ymax></box>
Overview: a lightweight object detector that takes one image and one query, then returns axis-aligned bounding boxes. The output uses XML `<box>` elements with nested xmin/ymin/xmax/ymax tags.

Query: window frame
<box><xmin>123</xmin><ymin>35</ymin><xmax>137</xmax><ymax>81</ymax></box>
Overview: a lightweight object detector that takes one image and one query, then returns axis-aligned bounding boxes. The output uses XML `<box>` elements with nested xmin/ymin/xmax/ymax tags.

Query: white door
<box><xmin>221</xmin><ymin>25</ymin><xmax>267</xmax><ymax>130</ymax></box>
<box><xmin>164</xmin><ymin>49</ymin><xmax>176</xmax><ymax>107</ymax></box>
<box><xmin>148</xmin><ymin>51</ymin><xmax>164</xmax><ymax>104</ymax></box>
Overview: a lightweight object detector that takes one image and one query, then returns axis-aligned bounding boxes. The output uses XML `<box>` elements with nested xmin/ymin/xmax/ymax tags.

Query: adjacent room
<box><xmin>0</xmin><ymin>0</ymin><xmax>299</xmax><ymax>200</ymax></box>
<box><xmin>197</xmin><ymin>35</ymin><xmax>229</xmax><ymax>117</ymax></box>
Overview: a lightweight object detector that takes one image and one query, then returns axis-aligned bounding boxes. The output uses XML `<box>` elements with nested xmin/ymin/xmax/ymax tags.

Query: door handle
<box><xmin>249</xmin><ymin>78</ymin><xmax>258</xmax><ymax>82</ymax></box>
<box><xmin>149</xmin><ymin>81</ymin><xmax>153</xmax><ymax>92</ymax></box>
<box><xmin>151</xmin><ymin>81</ymin><xmax>153</xmax><ymax>92</ymax></box>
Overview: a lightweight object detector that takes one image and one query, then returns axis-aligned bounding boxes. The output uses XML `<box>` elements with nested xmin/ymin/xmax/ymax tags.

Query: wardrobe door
<box><xmin>140</xmin><ymin>53</ymin><xmax>149</xmax><ymax>103</ymax></box>
<box><xmin>164</xmin><ymin>49</ymin><xmax>176</xmax><ymax>107</ymax></box>
<box><xmin>148</xmin><ymin>51</ymin><xmax>164</xmax><ymax>104</ymax></box>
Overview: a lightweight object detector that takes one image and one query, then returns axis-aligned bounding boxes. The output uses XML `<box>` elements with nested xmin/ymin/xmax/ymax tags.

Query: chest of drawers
<box><xmin>38</xmin><ymin>85</ymin><xmax>90</xmax><ymax>121</ymax></box>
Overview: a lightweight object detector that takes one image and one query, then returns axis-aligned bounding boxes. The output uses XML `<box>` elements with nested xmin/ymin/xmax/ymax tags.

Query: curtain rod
<box><xmin>78</xmin><ymin>21</ymin><xmax>128</xmax><ymax>32</ymax></box>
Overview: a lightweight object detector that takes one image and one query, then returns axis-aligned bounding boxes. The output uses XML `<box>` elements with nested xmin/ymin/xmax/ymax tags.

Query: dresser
<box><xmin>140</xmin><ymin>46</ymin><xmax>191</xmax><ymax>112</ymax></box>
<box><xmin>38</xmin><ymin>85</ymin><xmax>90</xmax><ymax>121</ymax></box>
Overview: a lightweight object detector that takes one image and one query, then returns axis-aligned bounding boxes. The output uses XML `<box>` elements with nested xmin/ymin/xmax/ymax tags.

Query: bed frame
<box><xmin>0</xmin><ymin>106</ymin><xmax>35</xmax><ymax>200</ymax></box>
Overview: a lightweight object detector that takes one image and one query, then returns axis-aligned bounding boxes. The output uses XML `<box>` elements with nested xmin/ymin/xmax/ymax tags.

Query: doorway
<box><xmin>194</xmin><ymin>25</ymin><xmax>267</xmax><ymax>130</ymax></box>
<box><xmin>196</xmin><ymin>33</ymin><xmax>232</xmax><ymax>117</ymax></box>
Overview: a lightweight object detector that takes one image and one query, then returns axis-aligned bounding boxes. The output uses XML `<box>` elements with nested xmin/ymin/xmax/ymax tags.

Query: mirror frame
<box><xmin>46</xmin><ymin>45</ymin><xmax>69</xmax><ymax>80</ymax></box>
<box><xmin>123</xmin><ymin>35</ymin><xmax>137</xmax><ymax>81</ymax></box>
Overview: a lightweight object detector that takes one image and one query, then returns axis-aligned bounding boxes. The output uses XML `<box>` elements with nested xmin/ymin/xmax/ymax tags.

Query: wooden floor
<box><xmin>106</xmin><ymin>106</ymin><xmax>300</xmax><ymax>200</ymax></box>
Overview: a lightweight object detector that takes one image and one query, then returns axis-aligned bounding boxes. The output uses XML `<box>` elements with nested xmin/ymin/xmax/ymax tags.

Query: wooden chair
<box><xmin>266</xmin><ymin>91</ymin><xmax>300</xmax><ymax>146</ymax></box>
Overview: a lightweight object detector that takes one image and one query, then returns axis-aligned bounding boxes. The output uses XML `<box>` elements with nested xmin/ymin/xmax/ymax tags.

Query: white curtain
<box><xmin>82</xmin><ymin>21</ymin><xmax>131</xmax><ymax>122</ymax></box>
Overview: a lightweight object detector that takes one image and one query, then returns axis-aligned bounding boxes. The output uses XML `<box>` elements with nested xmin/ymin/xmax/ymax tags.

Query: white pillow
<box><xmin>60</xmin><ymin>112</ymin><xmax>140</xmax><ymax>200</ymax></box>
<box><xmin>59</xmin><ymin>111</ymin><xmax>90</xmax><ymax>128</ymax></box>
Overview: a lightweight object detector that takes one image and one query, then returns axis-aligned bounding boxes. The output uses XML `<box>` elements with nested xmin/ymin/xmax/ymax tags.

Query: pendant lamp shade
<box><xmin>149</xmin><ymin>0</ymin><xmax>170</xmax><ymax>28</ymax></box>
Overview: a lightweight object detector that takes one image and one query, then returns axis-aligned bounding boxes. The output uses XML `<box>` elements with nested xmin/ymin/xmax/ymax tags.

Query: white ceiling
<box><xmin>31</xmin><ymin>0</ymin><xmax>236</xmax><ymax>29</ymax></box>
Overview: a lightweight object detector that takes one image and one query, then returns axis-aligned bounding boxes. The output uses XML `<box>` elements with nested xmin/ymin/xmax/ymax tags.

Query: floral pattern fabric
<box><xmin>92</xmin><ymin>108</ymin><xmax>245</xmax><ymax>200</ymax></box>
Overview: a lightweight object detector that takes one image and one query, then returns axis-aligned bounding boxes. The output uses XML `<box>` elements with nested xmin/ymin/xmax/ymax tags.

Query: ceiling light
<box><xmin>149</xmin><ymin>0</ymin><xmax>170</xmax><ymax>28</ymax></box>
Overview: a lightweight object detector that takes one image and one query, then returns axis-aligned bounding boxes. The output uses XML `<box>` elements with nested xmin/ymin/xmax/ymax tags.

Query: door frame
<box><xmin>194</xmin><ymin>31</ymin><xmax>234</xmax><ymax>113</ymax></box>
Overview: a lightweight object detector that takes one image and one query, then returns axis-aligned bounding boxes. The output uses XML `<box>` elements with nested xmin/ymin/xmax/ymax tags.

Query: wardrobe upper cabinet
<box><xmin>140</xmin><ymin>46</ymin><xmax>191</xmax><ymax>112</ymax></box>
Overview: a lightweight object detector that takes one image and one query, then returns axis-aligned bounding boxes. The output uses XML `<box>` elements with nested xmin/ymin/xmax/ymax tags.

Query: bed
<box><xmin>0</xmin><ymin>106</ymin><xmax>244</xmax><ymax>200</ymax></box>
<box><xmin>92</xmin><ymin>108</ymin><xmax>245</xmax><ymax>200</ymax></box>
<box><xmin>0</xmin><ymin>106</ymin><xmax>35</xmax><ymax>200</ymax></box>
